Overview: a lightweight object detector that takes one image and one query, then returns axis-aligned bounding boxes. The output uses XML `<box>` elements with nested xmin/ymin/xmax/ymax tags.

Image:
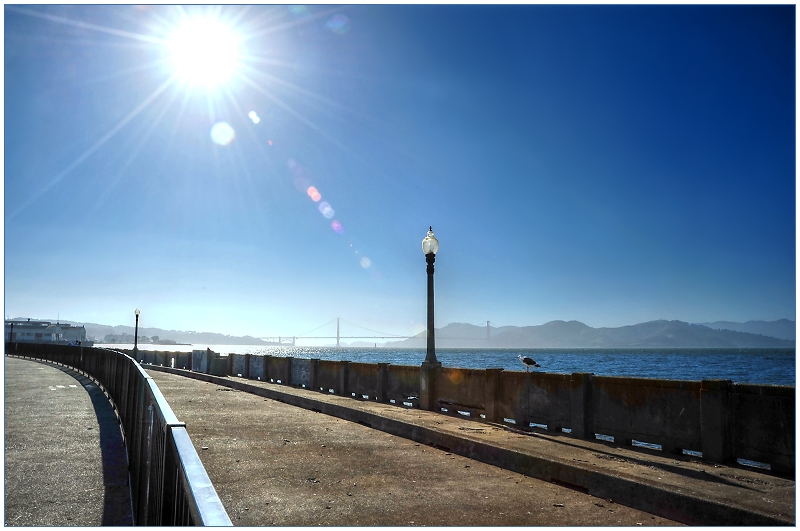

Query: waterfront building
<box><xmin>5</xmin><ymin>319</ymin><xmax>92</xmax><ymax>346</ymax></box>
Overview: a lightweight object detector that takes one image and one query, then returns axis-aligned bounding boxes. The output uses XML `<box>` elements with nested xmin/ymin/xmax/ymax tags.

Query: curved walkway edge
<box><xmin>147</xmin><ymin>364</ymin><xmax>794</xmax><ymax>526</ymax></box>
<box><xmin>5</xmin><ymin>356</ymin><xmax>134</xmax><ymax>526</ymax></box>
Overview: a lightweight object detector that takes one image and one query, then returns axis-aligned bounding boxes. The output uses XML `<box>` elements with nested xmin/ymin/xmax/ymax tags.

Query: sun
<box><xmin>167</xmin><ymin>16</ymin><xmax>243</xmax><ymax>87</ymax></box>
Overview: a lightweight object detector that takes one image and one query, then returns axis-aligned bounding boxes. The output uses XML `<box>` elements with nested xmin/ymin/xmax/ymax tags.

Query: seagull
<box><xmin>518</xmin><ymin>354</ymin><xmax>541</xmax><ymax>372</ymax></box>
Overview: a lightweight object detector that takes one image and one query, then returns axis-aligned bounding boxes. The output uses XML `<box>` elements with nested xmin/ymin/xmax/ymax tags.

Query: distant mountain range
<box><xmin>13</xmin><ymin>317</ymin><xmax>795</xmax><ymax>348</ymax></box>
<box><xmin>699</xmin><ymin>319</ymin><xmax>795</xmax><ymax>340</ymax></box>
<box><xmin>384</xmin><ymin>319</ymin><xmax>795</xmax><ymax>348</ymax></box>
<box><xmin>16</xmin><ymin>320</ymin><xmax>273</xmax><ymax>346</ymax></box>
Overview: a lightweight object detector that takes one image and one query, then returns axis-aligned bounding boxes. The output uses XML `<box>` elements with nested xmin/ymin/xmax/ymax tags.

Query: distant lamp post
<box><xmin>422</xmin><ymin>227</ymin><xmax>440</xmax><ymax>365</ymax></box>
<box><xmin>134</xmin><ymin>308</ymin><xmax>140</xmax><ymax>357</ymax></box>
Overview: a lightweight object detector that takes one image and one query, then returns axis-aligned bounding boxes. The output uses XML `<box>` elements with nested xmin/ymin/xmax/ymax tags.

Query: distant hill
<box><xmin>26</xmin><ymin>320</ymin><xmax>272</xmax><ymax>346</ymax></box>
<box><xmin>699</xmin><ymin>319</ymin><xmax>795</xmax><ymax>341</ymax></box>
<box><xmin>18</xmin><ymin>317</ymin><xmax>794</xmax><ymax>348</ymax></box>
<box><xmin>385</xmin><ymin>319</ymin><xmax>795</xmax><ymax>348</ymax></box>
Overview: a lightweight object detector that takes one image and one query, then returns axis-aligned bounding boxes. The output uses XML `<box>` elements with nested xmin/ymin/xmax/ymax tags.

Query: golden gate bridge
<box><xmin>258</xmin><ymin>318</ymin><xmax>494</xmax><ymax>347</ymax></box>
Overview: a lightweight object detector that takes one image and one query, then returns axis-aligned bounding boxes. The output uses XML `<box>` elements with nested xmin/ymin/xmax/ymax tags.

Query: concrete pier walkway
<box><xmin>146</xmin><ymin>368</ymin><xmax>677</xmax><ymax>526</ymax></box>
<box><xmin>147</xmin><ymin>366</ymin><xmax>794</xmax><ymax>526</ymax></box>
<box><xmin>4</xmin><ymin>356</ymin><xmax>133</xmax><ymax>526</ymax></box>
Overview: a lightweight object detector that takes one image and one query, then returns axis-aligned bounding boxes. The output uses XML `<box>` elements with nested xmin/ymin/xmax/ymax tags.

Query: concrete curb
<box><xmin>147</xmin><ymin>366</ymin><xmax>793</xmax><ymax>526</ymax></box>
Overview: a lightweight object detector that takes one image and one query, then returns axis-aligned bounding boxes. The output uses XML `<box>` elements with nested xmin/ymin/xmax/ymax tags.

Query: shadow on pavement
<box><xmin>41</xmin><ymin>361</ymin><xmax>134</xmax><ymax>525</ymax></box>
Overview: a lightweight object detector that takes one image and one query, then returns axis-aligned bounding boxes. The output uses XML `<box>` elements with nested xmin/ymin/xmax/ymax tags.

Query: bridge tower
<box><xmin>336</xmin><ymin>318</ymin><xmax>340</xmax><ymax>347</ymax></box>
<box><xmin>486</xmin><ymin>321</ymin><xmax>490</xmax><ymax>340</ymax></box>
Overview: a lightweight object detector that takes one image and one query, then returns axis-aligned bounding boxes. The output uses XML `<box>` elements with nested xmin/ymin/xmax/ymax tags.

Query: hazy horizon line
<box><xmin>7</xmin><ymin>315</ymin><xmax>796</xmax><ymax>338</ymax></box>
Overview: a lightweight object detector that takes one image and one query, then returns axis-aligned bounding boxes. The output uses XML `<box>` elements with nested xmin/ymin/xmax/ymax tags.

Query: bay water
<box><xmin>96</xmin><ymin>344</ymin><xmax>795</xmax><ymax>386</ymax></box>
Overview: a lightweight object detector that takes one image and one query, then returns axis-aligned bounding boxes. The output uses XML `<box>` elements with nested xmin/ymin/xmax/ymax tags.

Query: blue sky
<box><xmin>4</xmin><ymin>5</ymin><xmax>796</xmax><ymax>344</ymax></box>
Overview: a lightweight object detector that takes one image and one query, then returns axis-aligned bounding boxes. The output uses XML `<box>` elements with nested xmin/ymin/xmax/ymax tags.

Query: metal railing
<box><xmin>6</xmin><ymin>343</ymin><xmax>231</xmax><ymax>526</ymax></box>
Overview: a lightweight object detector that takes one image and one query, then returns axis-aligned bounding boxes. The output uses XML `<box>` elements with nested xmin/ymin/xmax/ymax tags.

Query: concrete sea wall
<box><xmin>138</xmin><ymin>349</ymin><xmax>794</xmax><ymax>475</ymax></box>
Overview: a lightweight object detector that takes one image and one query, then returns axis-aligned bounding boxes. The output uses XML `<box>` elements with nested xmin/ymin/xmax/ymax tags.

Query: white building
<box><xmin>5</xmin><ymin>319</ymin><xmax>92</xmax><ymax>346</ymax></box>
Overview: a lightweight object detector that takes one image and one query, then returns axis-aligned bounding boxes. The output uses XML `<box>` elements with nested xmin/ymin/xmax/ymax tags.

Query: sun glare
<box><xmin>167</xmin><ymin>17</ymin><xmax>242</xmax><ymax>87</ymax></box>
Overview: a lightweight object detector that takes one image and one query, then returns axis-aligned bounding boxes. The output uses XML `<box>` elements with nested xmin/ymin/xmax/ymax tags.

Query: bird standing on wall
<box><xmin>518</xmin><ymin>354</ymin><xmax>541</xmax><ymax>372</ymax></box>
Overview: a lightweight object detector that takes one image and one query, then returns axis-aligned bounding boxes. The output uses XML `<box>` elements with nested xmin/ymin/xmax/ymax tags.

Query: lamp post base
<box><xmin>420</xmin><ymin>359</ymin><xmax>441</xmax><ymax>411</ymax></box>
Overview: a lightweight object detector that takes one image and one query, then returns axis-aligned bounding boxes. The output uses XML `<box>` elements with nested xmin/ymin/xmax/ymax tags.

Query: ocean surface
<box><xmin>95</xmin><ymin>344</ymin><xmax>796</xmax><ymax>386</ymax></box>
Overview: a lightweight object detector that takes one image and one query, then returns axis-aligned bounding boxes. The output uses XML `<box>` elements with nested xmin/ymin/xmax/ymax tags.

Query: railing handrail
<box><xmin>171</xmin><ymin>427</ymin><xmax>232</xmax><ymax>525</ymax></box>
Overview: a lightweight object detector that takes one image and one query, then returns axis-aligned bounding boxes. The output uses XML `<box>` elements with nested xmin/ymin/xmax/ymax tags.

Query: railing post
<box><xmin>161</xmin><ymin>425</ymin><xmax>179</xmax><ymax>525</ymax></box>
<box><xmin>570</xmin><ymin>372</ymin><xmax>595</xmax><ymax>439</ymax></box>
<box><xmin>139</xmin><ymin>402</ymin><xmax>155</xmax><ymax>524</ymax></box>
<box><xmin>484</xmin><ymin>368</ymin><xmax>503</xmax><ymax>423</ymax></box>
<box><xmin>243</xmin><ymin>353</ymin><xmax>251</xmax><ymax>379</ymax></box>
<box><xmin>701</xmin><ymin>379</ymin><xmax>734</xmax><ymax>464</ymax></box>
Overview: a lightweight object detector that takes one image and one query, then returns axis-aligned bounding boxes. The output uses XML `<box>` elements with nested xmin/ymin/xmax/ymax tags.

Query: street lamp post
<box><xmin>134</xmin><ymin>308</ymin><xmax>140</xmax><ymax>358</ymax></box>
<box><xmin>420</xmin><ymin>227</ymin><xmax>441</xmax><ymax>411</ymax></box>
<box><xmin>422</xmin><ymin>226</ymin><xmax>440</xmax><ymax>365</ymax></box>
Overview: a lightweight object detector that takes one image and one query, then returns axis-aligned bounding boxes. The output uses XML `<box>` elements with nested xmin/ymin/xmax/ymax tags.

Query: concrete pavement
<box><xmin>147</xmin><ymin>367</ymin><xmax>684</xmax><ymax>526</ymax></box>
<box><xmin>4</xmin><ymin>356</ymin><xmax>133</xmax><ymax>526</ymax></box>
<box><xmin>147</xmin><ymin>365</ymin><xmax>794</xmax><ymax>526</ymax></box>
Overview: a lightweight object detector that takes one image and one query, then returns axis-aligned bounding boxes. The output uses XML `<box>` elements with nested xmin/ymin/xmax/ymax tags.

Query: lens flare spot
<box><xmin>267</xmin><ymin>139</ymin><xmax>273</xmax><ymax>146</ymax></box>
<box><xmin>360</xmin><ymin>257</ymin><xmax>372</xmax><ymax>269</ymax></box>
<box><xmin>307</xmin><ymin>186</ymin><xmax>322</xmax><ymax>202</ymax></box>
<box><xmin>210</xmin><ymin>122</ymin><xmax>235</xmax><ymax>146</ymax></box>
<box><xmin>288</xmin><ymin>159</ymin><xmax>304</xmax><ymax>175</ymax></box>
<box><xmin>319</xmin><ymin>202</ymin><xmax>334</xmax><ymax>218</ymax></box>
<box><xmin>248</xmin><ymin>111</ymin><xmax>261</xmax><ymax>124</ymax></box>
<box><xmin>325</xmin><ymin>14</ymin><xmax>350</xmax><ymax>35</ymax></box>
<box><xmin>331</xmin><ymin>220</ymin><xmax>344</xmax><ymax>234</ymax></box>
